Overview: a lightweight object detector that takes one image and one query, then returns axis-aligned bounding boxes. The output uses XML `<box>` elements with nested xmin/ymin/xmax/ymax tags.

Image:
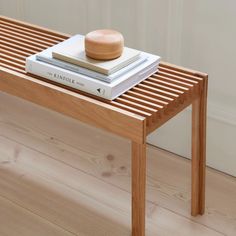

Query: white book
<box><xmin>36</xmin><ymin>46</ymin><xmax>148</xmax><ymax>83</ymax></box>
<box><xmin>26</xmin><ymin>53</ymin><xmax>160</xmax><ymax>100</ymax></box>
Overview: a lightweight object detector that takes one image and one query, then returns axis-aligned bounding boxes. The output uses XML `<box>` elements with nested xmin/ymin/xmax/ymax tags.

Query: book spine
<box><xmin>25</xmin><ymin>58</ymin><xmax>112</xmax><ymax>100</ymax></box>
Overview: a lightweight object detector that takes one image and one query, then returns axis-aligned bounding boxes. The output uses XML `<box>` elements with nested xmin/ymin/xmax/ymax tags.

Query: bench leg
<box><xmin>191</xmin><ymin>80</ymin><xmax>208</xmax><ymax>216</ymax></box>
<box><xmin>131</xmin><ymin>141</ymin><xmax>146</xmax><ymax>236</ymax></box>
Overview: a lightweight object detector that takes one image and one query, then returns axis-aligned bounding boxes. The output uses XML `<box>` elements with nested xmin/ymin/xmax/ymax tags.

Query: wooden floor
<box><xmin>0</xmin><ymin>92</ymin><xmax>235</xmax><ymax>236</ymax></box>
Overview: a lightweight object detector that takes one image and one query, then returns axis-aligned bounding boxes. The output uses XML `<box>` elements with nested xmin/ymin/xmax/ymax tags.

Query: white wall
<box><xmin>1</xmin><ymin>0</ymin><xmax>236</xmax><ymax>176</ymax></box>
<box><xmin>148</xmin><ymin>0</ymin><xmax>236</xmax><ymax>177</ymax></box>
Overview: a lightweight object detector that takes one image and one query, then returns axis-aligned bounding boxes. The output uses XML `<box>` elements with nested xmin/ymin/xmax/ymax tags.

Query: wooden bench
<box><xmin>0</xmin><ymin>16</ymin><xmax>208</xmax><ymax>236</ymax></box>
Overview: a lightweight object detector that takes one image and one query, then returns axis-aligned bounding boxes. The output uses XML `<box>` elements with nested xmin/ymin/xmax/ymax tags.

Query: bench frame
<box><xmin>0</xmin><ymin>16</ymin><xmax>208</xmax><ymax>236</ymax></box>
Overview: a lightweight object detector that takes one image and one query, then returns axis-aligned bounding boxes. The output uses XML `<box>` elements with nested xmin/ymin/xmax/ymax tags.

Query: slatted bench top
<box><xmin>0</xmin><ymin>16</ymin><xmax>208</xmax><ymax>142</ymax></box>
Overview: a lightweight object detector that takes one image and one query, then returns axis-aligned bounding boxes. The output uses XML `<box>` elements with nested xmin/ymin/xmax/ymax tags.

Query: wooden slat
<box><xmin>132</xmin><ymin>87</ymin><xmax>169</xmax><ymax>105</ymax></box>
<box><xmin>1</xmin><ymin>44</ymin><xmax>31</xmax><ymax>57</ymax></box>
<box><xmin>0</xmin><ymin>29</ymin><xmax>53</xmax><ymax>48</ymax></box>
<box><xmin>0</xmin><ymin>64</ymin><xmax>26</xmax><ymax>74</ymax></box>
<box><xmin>159</xmin><ymin>61</ymin><xmax>207</xmax><ymax>79</ymax></box>
<box><xmin>0</xmin><ymin>19</ymin><xmax>68</xmax><ymax>41</ymax></box>
<box><xmin>126</xmin><ymin>90</ymin><xmax>166</xmax><ymax>108</ymax></box>
<box><xmin>159</xmin><ymin>66</ymin><xmax>204</xmax><ymax>82</ymax></box>
<box><xmin>1</xmin><ymin>48</ymin><xmax>27</xmax><ymax>60</ymax></box>
<box><xmin>0</xmin><ymin>22</ymin><xmax>61</xmax><ymax>44</ymax></box>
<box><xmin>1</xmin><ymin>54</ymin><xmax>25</xmax><ymax>65</ymax></box>
<box><xmin>151</xmin><ymin>74</ymin><xmax>194</xmax><ymax>88</ymax></box>
<box><xmin>121</xmin><ymin>94</ymin><xmax>163</xmax><ymax>110</ymax></box>
<box><xmin>147</xmin><ymin>77</ymin><xmax>186</xmax><ymax>93</ymax></box>
<box><xmin>1</xmin><ymin>16</ymin><xmax>69</xmax><ymax>38</ymax></box>
<box><xmin>0</xmin><ymin>26</ymin><xmax>56</xmax><ymax>46</ymax></box>
<box><xmin>158</xmin><ymin>71</ymin><xmax>198</xmax><ymax>85</ymax></box>
<box><xmin>0</xmin><ymin>58</ymin><xmax>25</xmax><ymax>70</ymax></box>
<box><xmin>143</xmin><ymin>79</ymin><xmax>191</xmax><ymax>101</ymax></box>
<box><xmin>137</xmin><ymin>84</ymin><xmax>175</xmax><ymax>101</ymax></box>
<box><xmin>1</xmin><ymin>35</ymin><xmax>46</xmax><ymax>51</ymax></box>
<box><xmin>1</xmin><ymin>40</ymin><xmax>38</xmax><ymax>54</ymax></box>
<box><xmin>141</xmin><ymin>80</ymin><xmax>181</xmax><ymax>96</ymax></box>
<box><xmin>116</xmin><ymin>97</ymin><xmax>157</xmax><ymax>114</ymax></box>
<box><xmin>148</xmin><ymin>76</ymin><xmax>189</xmax><ymax>91</ymax></box>
<box><xmin>111</xmin><ymin>101</ymin><xmax>152</xmax><ymax>118</ymax></box>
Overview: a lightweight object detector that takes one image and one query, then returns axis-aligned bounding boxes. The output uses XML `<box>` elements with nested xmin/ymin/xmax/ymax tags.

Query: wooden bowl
<box><xmin>85</xmin><ymin>29</ymin><xmax>124</xmax><ymax>60</ymax></box>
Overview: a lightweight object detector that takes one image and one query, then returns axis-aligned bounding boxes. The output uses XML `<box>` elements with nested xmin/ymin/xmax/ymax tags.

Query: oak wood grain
<box><xmin>191</xmin><ymin>77</ymin><xmax>208</xmax><ymax>215</ymax></box>
<box><xmin>132</xmin><ymin>142</ymin><xmax>146</xmax><ymax>236</ymax></box>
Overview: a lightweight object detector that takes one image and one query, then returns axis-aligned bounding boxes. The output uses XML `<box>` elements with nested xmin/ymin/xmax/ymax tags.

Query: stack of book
<box><xmin>26</xmin><ymin>34</ymin><xmax>160</xmax><ymax>100</ymax></box>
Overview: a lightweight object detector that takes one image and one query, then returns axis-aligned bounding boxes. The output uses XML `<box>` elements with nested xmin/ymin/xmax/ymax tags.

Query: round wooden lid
<box><xmin>85</xmin><ymin>29</ymin><xmax>124</xmax><ymax>60</ymax></box>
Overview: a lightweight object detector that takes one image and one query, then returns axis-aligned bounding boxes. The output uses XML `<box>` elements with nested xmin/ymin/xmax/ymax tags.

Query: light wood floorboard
<box><xmin>0</xmin><ymin>92</ymin><xmax>235</xmax><ymax>236</ymax></box>
<box><xmin>0</xmin><ymin>195</ymin><xmax>75</xmax><ymax>236</ymax></box>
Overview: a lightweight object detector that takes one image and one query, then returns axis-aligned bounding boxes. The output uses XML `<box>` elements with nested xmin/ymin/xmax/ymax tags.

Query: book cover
<box><xmin>26</xmin><ymin>53</ymin><xmax>160</xmax><ymax>100</ymax></box>
<box><xmin>52</xmin><ymin>34</ymin><xmax>140</xmax><ymax>75</ymax></box>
